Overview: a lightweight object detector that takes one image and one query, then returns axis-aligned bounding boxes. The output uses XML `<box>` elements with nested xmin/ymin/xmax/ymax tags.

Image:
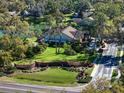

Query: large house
<box><xmin>40</xmin><ymin>26</ymin><xmax>88</xmax><ymax>44</ymax></box>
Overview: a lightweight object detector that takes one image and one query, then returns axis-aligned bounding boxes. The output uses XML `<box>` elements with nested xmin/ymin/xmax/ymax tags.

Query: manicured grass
<box><xmin>31</xmin><ymin>47</ymin><xmax>86</xmax><ymax>62</ymax></box>
<box><xmin>9</xmin><ymin>68</ymin><xmax>78</xmax><ymax>86</ymax></box>
<box><xmin>14</xmin><ymin>47</ymin><xmax>96</xmax><ymax>64</ymax></box>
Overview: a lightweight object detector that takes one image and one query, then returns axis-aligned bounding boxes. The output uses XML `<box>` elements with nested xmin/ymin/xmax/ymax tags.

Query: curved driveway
<box><xmin>91</xmin><ymin>44</ymin><xmax>118</xmax><ymax>81</ymax></box>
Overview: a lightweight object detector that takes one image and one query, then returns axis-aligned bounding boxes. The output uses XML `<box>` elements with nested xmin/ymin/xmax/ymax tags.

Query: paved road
<box><xmin>0</xmin><ymin>44</ymin><xmax>118</xmax><ymax>93</ymax></box>
<box><xmin>0</xmin><ymin>82</ymin><xmax>84</xmax><ymax>93</ymax></box>
<box><xmin>91</xmin><ymin>44</ymin><xmax>118</xmax><ymax>81</ymax></box>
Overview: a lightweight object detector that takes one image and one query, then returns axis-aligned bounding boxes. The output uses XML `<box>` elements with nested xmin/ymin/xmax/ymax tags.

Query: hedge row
<box><xmin>15</xmin><ymin>61</ymin><xmax>93</xmax><ymax>70</ymax></box>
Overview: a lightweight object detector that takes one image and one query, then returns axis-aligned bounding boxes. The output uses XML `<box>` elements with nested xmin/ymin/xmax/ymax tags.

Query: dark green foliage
<box><xmin>33</xmin><ymin>45</ymin><xmax>41</xmax><ymax>54</ymax></box>
<box><xmin>64</xmin><ymin>49</ymin><xmax>77</xmax><ymax>56</ymax></box>
<box><xmin>71</xmin><ymin>41</ymin><xmax>88</xmax><ymax>53</ymax></box>
<box><xmin>112</xmin><ymin>69</ymin><xmax>118</xmax><ymax>77</ymax></box>
<box><xmin>25</xmin><ymin>47</ymin><xmax>34</xmax><ymax>58</ymax></box>
<box><xmin>61</xmin><ymin>67</ymin><xmax>81</xmax><ymax>72</ymax></box>
<box><xmin>76</xmin><ymin>69</ymin><xmax>92</xmax><ymax>83</ymax></box>
<box><xmin>26</xmin><ymin>44</ymin><xmax>47</xmax><ymax>58</ymax></box>
<box><xmin>0</xmin><ymin>50</ymin><xmax>13</xmax><ymax>67</ymax></box>
<box><xmin>77</xmin><ymin>76</ymin><xmax>92</xmax><ymax>83</ymax></box>
<box><xmin>0</xmin><ymin>72</ymin><xmax>4</xmax><ymax>77</ymax></box>
<box><xmin>88</xmin><ymin>54</ymin><xmax>97</xmax><ymax>62</ymax></box>
<box><xmin>4</xmin><ymin>66</ymin><xmax>16</xmax><ymax>74</ymax></box>
<box><xmin>63</xmin><ymin>43</ymin><xmax>77</xmax><ymax>55</ymax></box>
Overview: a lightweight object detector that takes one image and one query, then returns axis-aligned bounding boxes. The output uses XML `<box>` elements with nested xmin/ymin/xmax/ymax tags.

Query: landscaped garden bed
<box><xmin>14</xmin><ymin>61</ymin><xmax>94</xmax><ymax>70</ymax></box>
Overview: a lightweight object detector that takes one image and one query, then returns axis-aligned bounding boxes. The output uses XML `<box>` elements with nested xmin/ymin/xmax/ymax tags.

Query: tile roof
<box><xmin>62</xmin><ymin>26</ymin><xmax>78</xmax><ymax>39</ymax></box>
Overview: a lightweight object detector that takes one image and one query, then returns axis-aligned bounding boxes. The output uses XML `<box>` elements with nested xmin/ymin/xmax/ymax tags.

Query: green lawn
<box><xmin>31</xmin><ymin>47</ymin><xmax>86</xmax><ymax>62</ymax></box>
<box><xmin>9</xmin><ymin>68</ymin><xmax>78</xmax><ymax>86</ymax></box>
<box><xmin>14</xmin><ymin>47</ymin><xmax>96</xmax><ymax>64</ymax></box>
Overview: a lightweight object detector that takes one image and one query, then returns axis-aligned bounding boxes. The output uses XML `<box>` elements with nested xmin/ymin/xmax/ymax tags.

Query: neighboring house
<box><xmin>72</xmin><ymin>8</ymin><xmax>95</xmax><ymax>24</ymax></box>
<box><xmin>40</xmin><ymin>26</ymin><xmax>86</xmax><ymax>44</ymax></box>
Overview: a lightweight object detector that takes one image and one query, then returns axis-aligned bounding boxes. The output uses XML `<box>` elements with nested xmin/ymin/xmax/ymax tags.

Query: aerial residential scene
<box><xmin>0</xmin><ymin>0</ymin><xmax>124</xmax><ymax>93</ymax></box>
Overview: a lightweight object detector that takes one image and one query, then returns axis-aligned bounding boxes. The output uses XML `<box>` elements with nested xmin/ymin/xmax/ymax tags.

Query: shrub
<box><xmin>26</xmin><ymin>44</ymin><xmax>47</xmax><ymax>58</ymax></box>
<box><xmin>64</xmin><ymin>49</ymin><xmax>77</xmax><ymax>55</ymax></box>
<box><xmin>71</xmin><ymin>41</ymin><xmax>87</xmax><ymax>53</ymax></box>
<box><xmin>33</xmin><ymin>45</ymin><xmax>41</xmax><ymax>54</ymax></box>
<box><xmin>64</xmin><ymin>43</ymin><xmax>76</xmax><ymax>55</ymax></box>
<box><xmin>61</xmin><ymin>67</ymin><xmax>81</xmax><ymax>72</ymax></box>
<box><xmin>77</xmin><ymin>76</ymin><xmax>92</xmax><ymax>83</ymax></box>
<box><xmin>26</xmin><ymin>47</ymin><xmax>34</xmax><ymax>58</ymax></box>
<box><xmin>40</xmin><ymin>67</ymin><xmax>47</xmax><ymax>71</ymax></box>
<box><xmin>4</xmin><ymin>66</ymin><xmax>16</xmax><ymax>74</ymax></box>
<box><xmin>112</xmin><ymin>69</ymin><xmax>118</xmax><ymax>77</ymax></box>
<box><xmin>88</xmin><ymin>54</ymin><xmax>97</xmax><ymax>62</ymax></box>
<box><xmin>0</xmin><ymin>72</ymin><xmax>4</xmax><ymax>77</ymax></box>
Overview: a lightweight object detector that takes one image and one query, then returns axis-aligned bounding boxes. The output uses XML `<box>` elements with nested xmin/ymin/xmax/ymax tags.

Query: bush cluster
<box><xmin>76</xmin><ymin>70</ymin><xmax>92</xmax><ymax>83</ymax></box>
<box><xmin>63</xmin><ymin>43</ymin><xmax>77</xmax><ymax>55</ymax></box>
<box><xmin>61</xmin><ymin>67</ymin><xmax>81</xmax><ymax>72</ymax></box>
<box><xmin>26</xmin><ymin>44</ymin><xmax>47</xmax><ymax>58</ymax></box>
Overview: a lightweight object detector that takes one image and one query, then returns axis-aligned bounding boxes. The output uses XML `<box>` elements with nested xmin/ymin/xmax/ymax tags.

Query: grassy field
<box><xmin>8</xmin><ymin>68</ymin><xmax>78</xmax><ymax>86</ymax></box>
<box><xmin>31</xmin><ymin>47</ymin><xmax>86</xmax><ymax>62</ymax></box>
<box><xmin>15</xmin><ymin>47</ymin><xmax>87</xmax><ymax>64</ymax></box>
<box><xmin>14</xmin><ymin>47</ymin><xmax>97</xmax><ymax>64</ymax></box>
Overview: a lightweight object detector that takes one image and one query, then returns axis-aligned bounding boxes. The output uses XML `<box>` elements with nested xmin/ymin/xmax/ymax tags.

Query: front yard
<box><xmin>1</xmin><ymin>67</ymin><xmax>93</xmax><ymax>86</ymax></box>
<box><xmin>14</xmin><ymin>47</ymin><xmax>97</xmax><ymax>65</ymax></box>
<box><xmin>7</xmin><ymin>46</ymin><xmax>95</xmax><ymax>86</ymax></box>
<box><xmin>7</xmin><ymin>68</ymin><xmax>78</xmax><ymax>86</ymax></box>
<box><xmin>32</xmin><ymin>47</ymin><xmax>86</xmax><ymax>62</ymax></box>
